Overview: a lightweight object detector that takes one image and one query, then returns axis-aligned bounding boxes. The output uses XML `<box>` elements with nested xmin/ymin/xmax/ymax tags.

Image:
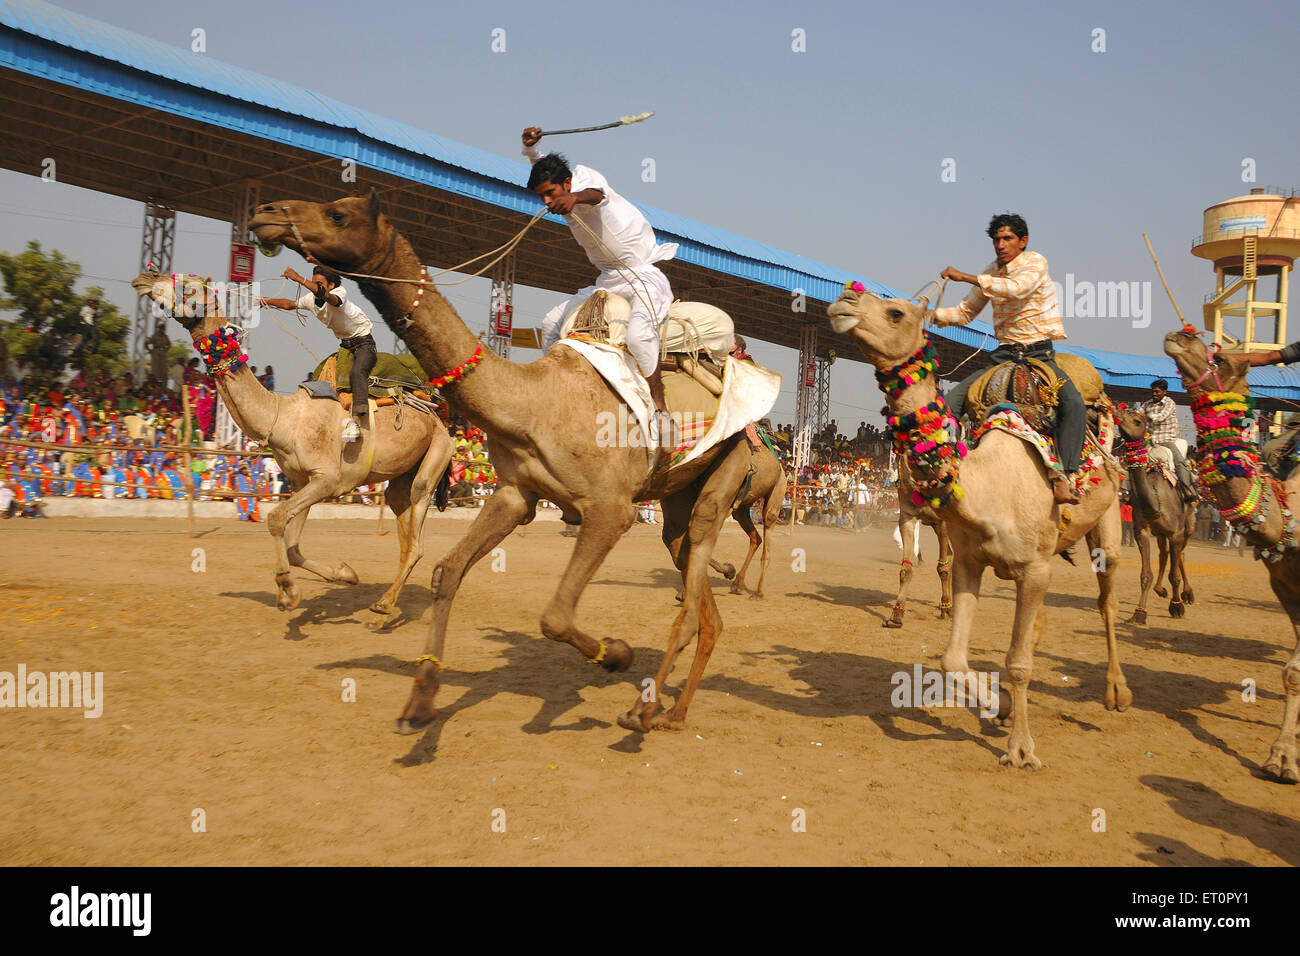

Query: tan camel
<box><xmin>249</xmin><ymin>191</ymin><xmax>767</xmax><ymax>734</ymax></box>
<box><xmin>886</xmin><ymin>478</ymin><xmax>954</xmax><ymax>628</ymax></box>
<box><xmin>1163</xmin><ymin>329</ymin><xmax>1300</xmax><ymax>782</ymax></box>
<box><xmin>1114</xmin><ymin>406</ymin><xmax>1195</xmax><ymax>623</ymax></box>
<box><xmin>828</xmin><ymin>288</ymin><xmax>1131</xmax><ymax>768</ymax></box>
<box><xmin>130</xmin><ymin>270</ymin><xmax>452</xmax><ymax>627</ymax></box>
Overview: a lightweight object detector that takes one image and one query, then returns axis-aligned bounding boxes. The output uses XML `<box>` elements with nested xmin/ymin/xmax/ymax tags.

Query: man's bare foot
<box><xmin>1052</xmin><ymin>474</ymin><xmax>1080</xmax><ymax>505</ymax></box>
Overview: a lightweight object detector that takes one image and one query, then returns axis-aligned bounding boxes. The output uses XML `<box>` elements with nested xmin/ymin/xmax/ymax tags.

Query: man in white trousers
<box><xmin>522</xmin><ymin>127</ymin><xmax>678</xmax><ymax>431</ymax></box>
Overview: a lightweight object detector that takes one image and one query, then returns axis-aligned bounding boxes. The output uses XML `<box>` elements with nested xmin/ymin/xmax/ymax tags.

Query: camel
<box><xmin>130</xmin><ymin>269</ymin><xmax>453</xmax><ymax>627</ymax></box>
<box><xmin>692</xmin><ymin>440</ymin><xmax>786</xmax><ymax>599</ymax></box>
<box><xmin>1163</xmin><ymin>328</ymin><xmax>1300</xmax><ymax>782</ymax></box>
<box><xmin>828</xmin><ymin>288</ymin><xmax>1131</xmax><ymax>769</ymax></box>
<box><xmin>1114</xmin><ymin>406</ymin><xmax>1195</xmax><ymax>623</ymax></box>
<box><xmin>249</xmin><ymin>191</ymin><xmax>771</xmax><ymax>735</ymax></box>
<box><xmin>885</xmin><ymin>479</ymin><xmax>953</xmax><ymax>628</ymax></box>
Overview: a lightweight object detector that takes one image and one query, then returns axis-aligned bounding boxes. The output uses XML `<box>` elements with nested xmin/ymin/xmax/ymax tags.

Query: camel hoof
<box><xmin>749</xmin><ymin>590</ymin><xmax>765</xmax><ymax>600</ymax></box>
<box><xmin>1106</xmin><ymin>683</ymin><xmax>1134</xmax><ymax>712</ymax></box>
<box><xmin>1128</xmin><ymin>608</ymin><xmax>1147</xmax><ymax>626</ymax></box>
<box><xmin>1168</xmin><ymin>600</ymin><xmax>1185</xmax><ymax>619</ymax></box>
<box><xmin>998</xmin><ymin>746</ymin><xmax>1042</xmax><ymax>771</ymax></box>
<box><xmin>337</xmin><ymin>564</ymin><xmax>359</xmax><ymax>585</ymax></box>
<box><xmin>728</xmin><ymin>583</ymin><xmax>745</xmax><ymax>595</ymax></box>
<box><xmin>648</xmin><ymin>710</ymin><xmax>686</xmax><ymax>732</ymax></box>
<box><xmin>365</xmin><ymin>610</ymin><xmax>400</xmax><ymax>632</ymax></box>
<box><xmin>600</xmin><ymin>639</ymin><xmax>633</xmax><ymax>673</ymax></box>
<box><xmin>617</xmin><ymin>711</ymin><xmax>649</xmax><ymax>733</ymax></box>
<box><xmin>1153</xmin><ymin>585</ymin><xmax>1168</xmax><ymax>598</ymax></box>
<box><xmin>719</xmin><ymin>563</ymin><xmax>737</xmax><ymax>581</ymax></box>
<box><xmin>1182</xmin><ymin>590</ymin><xmax>1195</xmax><ymax>605</ymax></box>
<box><xmin>882</xmin><ymin>614</ymin><xmax>904</xmax><ymax>629</ymax></box>
<box><xmin>277</xmin><ymin>584</ymin><xmax>302</xmax><ymax>611</ymax></box>
<box><xmin>1263</xmin><ymin>746</ymin><xmax>1299</xmax><ymax>783</ymax></box>
<box><xmin>938</xmin><ymin>608</ymin><xmax>953</xmax><ymax>620</ymax></box>
<box><xmin>392</xmin><ymin>715</ymin><xmax>435</xmax><ymax>736</ymax></box>
<box><xmin>674</xmin><ymin>590</ymin><xmax>684</xmax><ymax>604</ymax></box>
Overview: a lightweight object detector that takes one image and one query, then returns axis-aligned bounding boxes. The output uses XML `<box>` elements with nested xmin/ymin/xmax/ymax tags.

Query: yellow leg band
<box><xmin>587</xmin><ymin>641</ymin><xmax>607</xmax><ymax>664</ymax></box>
<box><xmin>415</xmin><ymin>654</ymin><xmax>444</xmax><ymax>671</ymax></box>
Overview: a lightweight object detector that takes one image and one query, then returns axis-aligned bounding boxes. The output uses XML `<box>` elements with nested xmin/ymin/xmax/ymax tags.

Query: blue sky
<box><xmin>2</xmin><ymin>0</ymin><xmax>1297</xmax><ymax>427</ymax></box>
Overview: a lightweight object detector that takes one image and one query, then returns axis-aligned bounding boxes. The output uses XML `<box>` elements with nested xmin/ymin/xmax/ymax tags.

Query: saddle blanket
<box><xmin>969</xmin><ymin>407</ymin><xmax>1110</xmax><ymax>498</ymax></box>
<box><xmin>555</xmin><ymin>338</ymin><xmax>781</xmax><ymax>473</ymax></box>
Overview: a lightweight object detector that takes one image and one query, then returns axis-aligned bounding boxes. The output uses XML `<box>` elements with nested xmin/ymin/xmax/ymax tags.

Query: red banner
<box><xmin>229</xmin><ymin>242</ymin><xmax>255</xmax><ymax>284</ymax></box>
<box><xmin>494</xmin><ymin>304</ymin><xmax>513</xmax><ymax>336</ymax></box>
<box><xmin>804</xmin><ymin>362</ymin><xmax>816</xmax><ymax>387</ymax></box>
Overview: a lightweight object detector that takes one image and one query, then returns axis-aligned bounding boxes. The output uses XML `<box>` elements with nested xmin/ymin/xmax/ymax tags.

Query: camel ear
<box><xmin>366</xmin><ymin>188</ymin><xmax>381</xmax><ymax>221</ymax></box>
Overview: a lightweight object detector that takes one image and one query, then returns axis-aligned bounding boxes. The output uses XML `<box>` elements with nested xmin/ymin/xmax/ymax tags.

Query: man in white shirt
<box><xmin>522</xmin><ymin>127</ymin><xmax>678</xmax><ymax>423</ymax></box>
<box><xmin>260</xmin><ymin>266</ymin><xmax>377</xmax><ymax>442</ymax></box>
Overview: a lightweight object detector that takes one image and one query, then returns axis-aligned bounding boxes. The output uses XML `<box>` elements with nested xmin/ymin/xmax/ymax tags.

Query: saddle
<box><xmin>305</xmin><ymin>349</ymin><xmax>433</xmax><ymax>410</ymax></box>
<box><xmin>965</xmin><ymin>351</ymin><xmax>1105</xmax><ymax>435</ymax></box>
<box><xmin>560</xmin><ymin>291</ymin><xmax>735</xmax><ymax>394</ymax></box>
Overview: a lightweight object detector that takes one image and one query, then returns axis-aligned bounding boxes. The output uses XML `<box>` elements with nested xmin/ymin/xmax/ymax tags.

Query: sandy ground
<box><xmin>0</xmin><ymin>512</ymin><xmax>1296</xmax><ymax>866</ymax></box>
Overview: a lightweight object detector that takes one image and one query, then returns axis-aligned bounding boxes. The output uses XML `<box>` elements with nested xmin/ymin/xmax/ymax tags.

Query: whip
<box><xmin>537</xmin><ymin>111</ymin><xmax>655</xmax><ymax>137</ymax></box>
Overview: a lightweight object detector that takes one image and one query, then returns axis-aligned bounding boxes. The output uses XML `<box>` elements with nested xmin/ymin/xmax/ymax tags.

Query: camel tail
<box><xmin>434</xmin><ymin>463</ymin><xmax>451</xmax><ymax>512</ymax></box>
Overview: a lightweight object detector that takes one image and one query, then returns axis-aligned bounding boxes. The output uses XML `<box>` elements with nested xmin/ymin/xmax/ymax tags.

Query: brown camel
<box><xmin>131</xmin><ymin>270</ymin><xmax>452</xmax><ymax>628</ymax></box>
<box><xmin>886</xmin><ymin>478</ymin><xmax>954</xmax><ymax>628</ymax></box>
<box><xmin>1163</xmin><ymin>328</ymin><xmax>1300</xmax><ymax>782</ymax></box>
<box><xmin>249</xmin><ymin>191</ymin><xmax>771</xmax><ymax>735</ymax></box>
<box><xmin>719</xmin><ymin>440</ymin><xmax>786</xmax><ymax>597</ymax></box>
<box><xmin>1114</xmin><ymin>406</ymin><xmax>1195</xmax><ymax>623</ymax></box>
<box><xmin>829</xmin><ymin>288</ymin><xmax>1131</xmax><ymax>769</ymax></box>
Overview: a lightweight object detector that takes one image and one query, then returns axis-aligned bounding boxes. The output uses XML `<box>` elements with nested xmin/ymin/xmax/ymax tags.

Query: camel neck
<box><xmin>356</xmin><ymin>234</ymin><xmax>518</xmax><ymax>423</ymax></box>
<box><xmin>880</xmin><ymin>339</ymin><xmax>968</xmax><ymax>509</ymax></box>
<box><xmin>189</xmin><ymin>316</ymin><xmax>279</xmax><ymax>443</ymax></box>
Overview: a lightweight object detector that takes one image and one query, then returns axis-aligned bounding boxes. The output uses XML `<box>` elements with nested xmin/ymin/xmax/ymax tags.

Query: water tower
<box><xmin>1191</xmin><ymin>187</ymin><xmax>1300</xmax><ymax>351</ymax></box>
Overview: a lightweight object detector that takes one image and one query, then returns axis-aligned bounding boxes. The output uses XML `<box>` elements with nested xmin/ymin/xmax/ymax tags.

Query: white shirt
<box><xmin>296</xmin><ymin>286</ymin><xmax>373</xmax><ymax>340</ymax></box>
<box><xmin>0</xmin><ymin>486</ymin><xmax>13</xmax><ymax>511</ymax></box>
<box><xmin>564</xmin><ymin>165</ymin><xmax>676</xmax><ymax>273</ymax></box>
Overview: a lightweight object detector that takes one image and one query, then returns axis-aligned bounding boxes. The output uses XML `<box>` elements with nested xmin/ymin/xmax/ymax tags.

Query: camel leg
<box><xmin>1000</xmin><ymin>561</ymin><xmax>1052</xmax><ymax>770</ymax></box>
<box><xmin>941</xmin><ymin>554</ymin><xmax>984</xmax><ymax>676</ymax></box>
<box><xmin>393</xmin><ymin>485</ymin><xmax>539</xmax><ymax>735</ymax></box>
<box><xmin>935</xmin><ymin>523</ymin><xmax>954</xmax><ymax>619</ymax></box>
<box><xmin>730</xmin><ymin>506</ymin><xmax>760</xmax><ymax>595</ymax></box>
<box><xmin>1167</xmin><ymin>534</ymin><xmax>1187</xmax><ymax>619</ymax></box>
<box><xmin>1153</xmin><ymin>534</ymin><xmax>1170</xmax><ymax>599</ymax></box>
<box><xmin>886</xmin><ymin>513</ymin><xmax>920</xmax><ymax>628</ymax></box>
<box><xmin>370</xmin><ymin>436</ymin><xmax>450</xmax><ymax>628</ymax></box>
<box><xmin>266</xmin><ymin>479</ymin><xmax>338</xmax><ymax>610</ymax></box>
<box><xmin>1263</xmin><ymin>570</ymin><xmax>1300</xmax><ymax>783</ymax></box>
<box><xmin>1087</xmin><ymin>516</ymin><xmax>1132</xmax><ymax>711</ymax></box>
<box><xmin>280</xmin><ymin>506</ymin><xmax>361</xmax><ymax>585</ymax></box>
<box><xmin>651</xmin><ymin>577</ymin><xmax>725</xmax><ymax>731</ymax></box>
<box><xmin>753</xmin><ymin>482</ymin><xmax>782</xmax><ymax>599</ymax></box>
<box><xmin>1128</xmin><ymin>524</ymin><xmax>1153</xmax><ymax>625</ymax></box>
<box><xmin>1179</xmin><ymin>513</ymin><xmax>1195</xmax><ymax>604</ymax></box>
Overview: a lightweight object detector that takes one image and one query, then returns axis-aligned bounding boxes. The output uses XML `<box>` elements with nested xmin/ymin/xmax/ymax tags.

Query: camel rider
<box><xmin>1245</xmin><ymin>340</ymin><xmax>1300</xmax><ymax>479</ymax></box>
<box><xmin>1140</xmin><ymin>379</ymin><xmax>1198</xmax><ymax>503</ymax></box>
<box><xmin>259</xmin><ymin>266</ymin><xmax>376</xmax><ymax>443</ymax></box>
<box><xmin>931</xmin><ymin>213</ymin><xmax>1086</xmax><ymax>505</ymax></box>
<box><xmin>522</xmin><ymin>126</ymin><xmax>678</xmax><ymax>437</ymax></box>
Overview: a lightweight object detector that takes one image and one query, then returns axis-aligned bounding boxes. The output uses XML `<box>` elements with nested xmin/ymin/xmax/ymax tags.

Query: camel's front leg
<box><xmin>1127</xmin><ymin>524</ymin><xmax>1154</xmax><ymax>625</ymax></box>
<box><xmin>1000</xmin><ymin>561</ymin><xmax>1052</xmax><ymax>770</ymax></box>
<box><xmin>941</xmin><ymin>554</ymin><xmax>984</xmax><ymax>676</ymax></box>
<box><xmin>1153</xmin><ymin>534</ymin><xmax>1170</xmax><ymax>599</ymax></box>
<box><xmin>1087</xmin><ymin>514</ymin><xmax>1132</xmax><ymax>711</ymax></box>
<box><xmin>393</xmin><ymin>484</ymin><xmax>537</xmax><ymax>735</ymax></box>
<box><xmin>1263</xmin><ymin>569</ymin><xmax>1300</xmax><ymax>783</ymax></box>
<box><xmin>266</xmin><ymin>478</ymin><xmax>336</xmax><ymax>610</ymax></box>
<box><xmin>283</xmin><ymin>507</ymin><xmax>358</xmax><ymax>584</ymax></box>
<box><xmin>935</xmin><ymin>523</ymin><xmax>954</xmax><ymax>619</ymax></box>
<box><xmin>886</xmin><ymin>513</ymin><xmax>921</xmax><ymax>628</ymax></box>
<box><xmin>1166</xmin><ymin>535</ymin><xmax>1187</xmax><ymax>619</ymax></box>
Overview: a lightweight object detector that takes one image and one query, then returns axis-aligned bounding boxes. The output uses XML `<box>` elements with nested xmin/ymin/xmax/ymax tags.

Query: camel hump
<box><xmin>1054</xmin><ymin>353</ymin><xmax>1103</xmax><ymax>406</ymax></box>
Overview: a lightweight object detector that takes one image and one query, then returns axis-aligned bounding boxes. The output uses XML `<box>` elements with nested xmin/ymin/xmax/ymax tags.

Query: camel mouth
<box><xmin>248</xmin><ymin>216</ymin><xmax>295</xmax><ymax>255</ymax></box>
<box><xmin>827</xmin><ymin>300</ymin><xmax>859</xmax><ymax>335</ymax></box>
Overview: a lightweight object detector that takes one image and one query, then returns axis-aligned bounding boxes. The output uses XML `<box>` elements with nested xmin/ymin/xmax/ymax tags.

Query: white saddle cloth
<box><xmin>559</xmin><ymin>293</ymin><xmax>735</xmax><ymax>363</ymax></box>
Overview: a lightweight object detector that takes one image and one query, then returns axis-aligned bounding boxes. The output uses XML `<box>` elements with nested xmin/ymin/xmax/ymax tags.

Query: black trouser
<box><xmin>944</xmin><ymin>339</ymin><xmax>1086</xmax><ymax>473</ymax></box>
<box><xmin>342</xmin><ymin>333</ymin><xmax>377</xmax><ymax>421</ymax></box>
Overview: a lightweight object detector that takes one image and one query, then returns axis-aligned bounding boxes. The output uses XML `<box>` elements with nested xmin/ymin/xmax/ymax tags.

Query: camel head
<box><xmin>826</xmin><ymin>287</ymin><xmax>928</xmax><ymax>371</ymax></box>
<box><xmin>1114</xmin><ymin>404</ymin><xmax>1149</xmax><ymax>441</ymax></box>
<box><xmin>131</xmin><ymin>268</ymin><xmax>222</xmax><ymax>335</ymax></box>
<box><xmin>249</xmin><ymin>189</ymin><xmax>393</xmax><ymax>276</ymax></box>
<box><xmin>1162</xmin><ymin>328</ymin><xmax>1251</xmax><ymax>397</ymax></box>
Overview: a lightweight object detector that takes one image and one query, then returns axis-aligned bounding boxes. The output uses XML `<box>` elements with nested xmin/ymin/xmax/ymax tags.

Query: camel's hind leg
<box><xmin>1263</xmin><ymin>569</ymin><xmax>1300</xmax><ymax>783</ymax></box>
<box><xmin>1153</xmin><ymin>534</ymin><xmax>1171</xmax><ymax>598</ymax></box>
<box><xmin>1087</xmin><ymin>509</ymin><xmax>1132</xmax><ymax>711</ymax></box>
<box><xmin>729</xmin><ymin>504</ymin><xmax>760</xmax><ymax>595</ymax></box>
<box><xmin>886</xmin><ymin>513</ymin><xmax>921</xmax><ymax>628</ymax></box>
<box><xmin>1179</xmin><ymin>506</ymin><xmax>1196</xmax><ymax>604</ymax></box>
<box><xmin>935</xmin><ymin>522</ymin><xmax>954</xmax><ymax>619</ymax></box>
<box><xmin>267</xmin><ymin>478</ymin><xmax>337</xmax><ymax>610</ymax></box>
<box><xmin>1166</xmin><ymin>535</ymin><xmax>1188</xmax><ymax>619</ymax></box>
<box><xmin>752</xmin><ymin>471</ymin><xmax>785</xmax><ymax>598</ymax></box>
<box><xmin>394</xmin><ymin>484</ymin><xmax>539</xmax><ymax>735</ymax></box>
<box><xmin>369</xmin><ymin>434</ymin><xmax>452</xmax><ymax>628</ymax></box>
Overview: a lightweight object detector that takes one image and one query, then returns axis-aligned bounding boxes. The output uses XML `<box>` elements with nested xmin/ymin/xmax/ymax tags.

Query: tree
<box><xmin>0</xmin><ymin>241</ymin><xmax>130</xmax><ymax>380</ymax></box>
